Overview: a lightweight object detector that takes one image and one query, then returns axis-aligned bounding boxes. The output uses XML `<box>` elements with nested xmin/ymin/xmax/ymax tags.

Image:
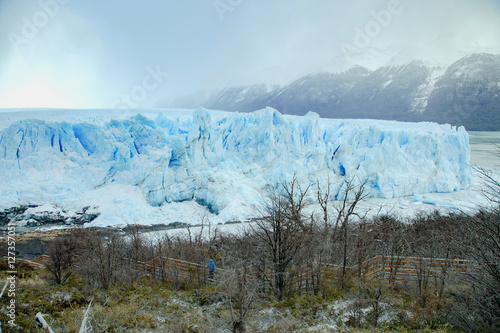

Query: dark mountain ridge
<box><xmin>204</xmin><ymin>53</ymin><xmax>500</xmax><ymax>130</ymax></box>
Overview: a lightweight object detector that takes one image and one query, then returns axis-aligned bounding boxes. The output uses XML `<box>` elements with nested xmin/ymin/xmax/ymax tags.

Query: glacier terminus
<box><xmin>0</xmin><ymin>107</ymin><xmax>472</xmax><ymax>226</ymax></box>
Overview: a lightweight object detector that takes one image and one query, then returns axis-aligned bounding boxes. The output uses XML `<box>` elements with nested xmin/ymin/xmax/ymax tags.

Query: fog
<box><xmin>1</xmin><ymin>0</ymin><xmax>499</xmax><ymax>109</ymax></box>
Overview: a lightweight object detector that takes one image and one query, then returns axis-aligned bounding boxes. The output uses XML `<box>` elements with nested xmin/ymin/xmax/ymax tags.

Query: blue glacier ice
<box><xmin>0</xmin><ymin>107</ymin><xmax>471</xmax><ymax>223</ymax></box>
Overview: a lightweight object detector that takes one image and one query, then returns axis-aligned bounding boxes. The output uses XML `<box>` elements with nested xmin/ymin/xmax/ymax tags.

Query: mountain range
<box><xmin>202</xmin><ymin>53</ymin><xmax>500</xmax><ymax>131</ymax></box>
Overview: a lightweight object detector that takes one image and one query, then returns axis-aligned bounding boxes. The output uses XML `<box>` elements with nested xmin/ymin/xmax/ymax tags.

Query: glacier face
<box><xmin>0</xmin><ymin>107</ymin><xmax>471</xmax><ymax>224</ymax></box>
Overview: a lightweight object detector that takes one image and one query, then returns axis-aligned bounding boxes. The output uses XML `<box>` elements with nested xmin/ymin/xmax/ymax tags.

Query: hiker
<box><xmin>207</xmin><ymin>259</ymin><xmax>215</xmax><ymax>279</ymax></box>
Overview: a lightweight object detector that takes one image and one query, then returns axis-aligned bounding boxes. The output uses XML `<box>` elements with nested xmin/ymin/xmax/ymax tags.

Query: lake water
<box><xmin>469</xmin><ymin>131</ymin><xmax>500</xmax><ymax>168</ymax></box>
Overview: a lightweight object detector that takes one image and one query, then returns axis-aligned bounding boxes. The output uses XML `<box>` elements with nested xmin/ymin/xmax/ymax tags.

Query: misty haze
<box><xmin>1</xmin><ymin>1</ymin><xmax>500</xmax><ymax>332</ymax></box>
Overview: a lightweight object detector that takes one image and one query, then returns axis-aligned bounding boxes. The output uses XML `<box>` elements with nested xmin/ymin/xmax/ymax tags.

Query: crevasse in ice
<box><xmin>0</xmin><ymin>107</ymin><xmax>471</xmax><ymax>215</ymax></box>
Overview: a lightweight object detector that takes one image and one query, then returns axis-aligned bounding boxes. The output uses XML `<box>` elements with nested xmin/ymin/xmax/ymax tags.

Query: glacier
<box><xmin>0</xmin><ymin>107</ymin><xmax>472</xmax><ymax>226</ymax></box>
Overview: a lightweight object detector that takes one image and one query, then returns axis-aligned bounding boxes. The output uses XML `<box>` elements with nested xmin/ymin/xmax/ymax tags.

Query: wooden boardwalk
<box><xmin>1</xmin><ymin>254</ymin><xmax>478</xmax><ymax>291</ymax></box>
<box><xmin>359</xmin><ymin>255</ymin><xmax>477</xmax><ymax>283</ymax></box>
<box><xmin>134</xmin><ymin>256</ymin><xmax>222</xmax><ymax>286</ymax></box>
<box><xmin>0</xmin><ymin>255</ymin><xmax>47</xmax><ymax>270</ymax></box>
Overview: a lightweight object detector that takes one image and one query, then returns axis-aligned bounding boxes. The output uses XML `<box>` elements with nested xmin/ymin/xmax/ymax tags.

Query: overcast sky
<box><xmin>1</xmin><ymin>0</ymin><xmax>499</xmax><ymax>110</ymax></box>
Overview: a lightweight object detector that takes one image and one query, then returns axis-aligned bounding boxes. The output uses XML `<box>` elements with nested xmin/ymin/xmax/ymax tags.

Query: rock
<box><xmin>0</xmin><ymin>204</ymin><xmax>101</xmax><ymax>227</ymax></box>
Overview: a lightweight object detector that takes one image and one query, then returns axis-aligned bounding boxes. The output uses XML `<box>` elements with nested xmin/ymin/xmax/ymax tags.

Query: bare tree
<box><xmin>445</xmin><ymin>163</ymin><xmax>500</xmax><ymax>332</ymax></box>
<box><xmin>124</xmin><ymin>224</ymin><xmax>149</xmax><ymax>261</ymax></box>
<box><xmin>313</xmin><ymin>176</ymin><xmax>334</xmax><ymax>293</ymax></box>
<box><xmin>317</xmin><ymin>175</ymin><xmax>331</xmax><ymax>231</ymax></box>
<box><xmin>452</xmin><ymin>209</ymin><xmax>500</xmax><ymax>332</ymax></box>
<box><xmin>46</xmin><ymin>235</ymin><xmax>79</xmax><ymax>284</ymax></box>
<box><xmin>368</xmin><ymin>215</ymin><xmax>408</xmax><ymax>285</ymax></box>
<box><xmin>252</xmin><ymin>176</ymin><xmax>313</xmax><ymax>300</ymax></box>
<box><xmin>350</xmin><ymin>216</ymin><xmax>403</xmax><ymax>329</ymax></box>
<box><xmin>476</xmin><ymin>164</ymin><xmax>500</xmax><ymax>206</ymax></box>
<box><xmin>332</xmin><ymin>178</ymin><xmax>369</xmax><ymax>287</ymax></box>
<box><xmin>75</xmin><ymin>228</ymin><xmax>128</xmax><ymax>289</ymax></box>
<box><xmin>222</xmin><ymin>266</ymin><xmax>260</xmax><ymax>333</ymax></box>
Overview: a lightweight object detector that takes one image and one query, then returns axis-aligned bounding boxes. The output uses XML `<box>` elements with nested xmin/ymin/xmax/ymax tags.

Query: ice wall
<box><xmin>0</xmin><ymin>107</ymin><xmax>471</xmax><ymax>217</ymax></box>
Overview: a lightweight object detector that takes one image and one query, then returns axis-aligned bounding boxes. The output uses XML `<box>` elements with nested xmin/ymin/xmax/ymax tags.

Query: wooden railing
<box><xmin>1</xmin><ymin>254</ymin><xmax>479</xmax><ymax>291</ymax></box>
<box><xmin>132</xmin><ymin>256</ymin><xmax>224</xmax><ymax>286</ymax></box>
<box><xmin>259</xmin><ymin>255</ymin><xmax>477</xmax><ymax>293</ymax></box>
<box><xmin>0</xmin><ymin>255</ymin><xmax>48</xmax><ymax>270</ymax></box>
<box><xmin>357</xmin><ymin>255</ymin><xmax>477</xmax><ymax>283</ymax></box>
<box><xmin>31</xmin><ymin>254</ymin><xmax>51</xmax><ymax>267</ymax></box>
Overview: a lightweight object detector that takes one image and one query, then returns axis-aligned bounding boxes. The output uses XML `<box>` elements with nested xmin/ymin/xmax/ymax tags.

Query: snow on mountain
<box><xmin>0</xmin><ymin>108</ymin><xmax>471</xmax><ymax>226</ymax></box>
<box><xmin>204</xmin><ymin>53</ymin><xmax>500</xmax><ymax>130</ymax></box>
<box><xmin>424</xmin><ymin>53</ymin><xmax>500</xmax><ymax>129</ymax></box>
<box><xmin>409</xmin><ymin>65</ymin><xmax>447</xmax><ymax>114</ymax></box>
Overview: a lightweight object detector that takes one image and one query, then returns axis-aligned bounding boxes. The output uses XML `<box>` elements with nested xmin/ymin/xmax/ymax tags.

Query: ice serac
<box><xmin>0</xmin><ymin>107</ymin><xmax>471</xmax><ymax>220</ymax></box>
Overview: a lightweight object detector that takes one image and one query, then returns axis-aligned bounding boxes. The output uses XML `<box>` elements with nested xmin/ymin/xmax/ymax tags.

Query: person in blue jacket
<box><xmin>207</xmin><ymin>259</ymin><xmax>215</xmax><ymax>279</ymax></box>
